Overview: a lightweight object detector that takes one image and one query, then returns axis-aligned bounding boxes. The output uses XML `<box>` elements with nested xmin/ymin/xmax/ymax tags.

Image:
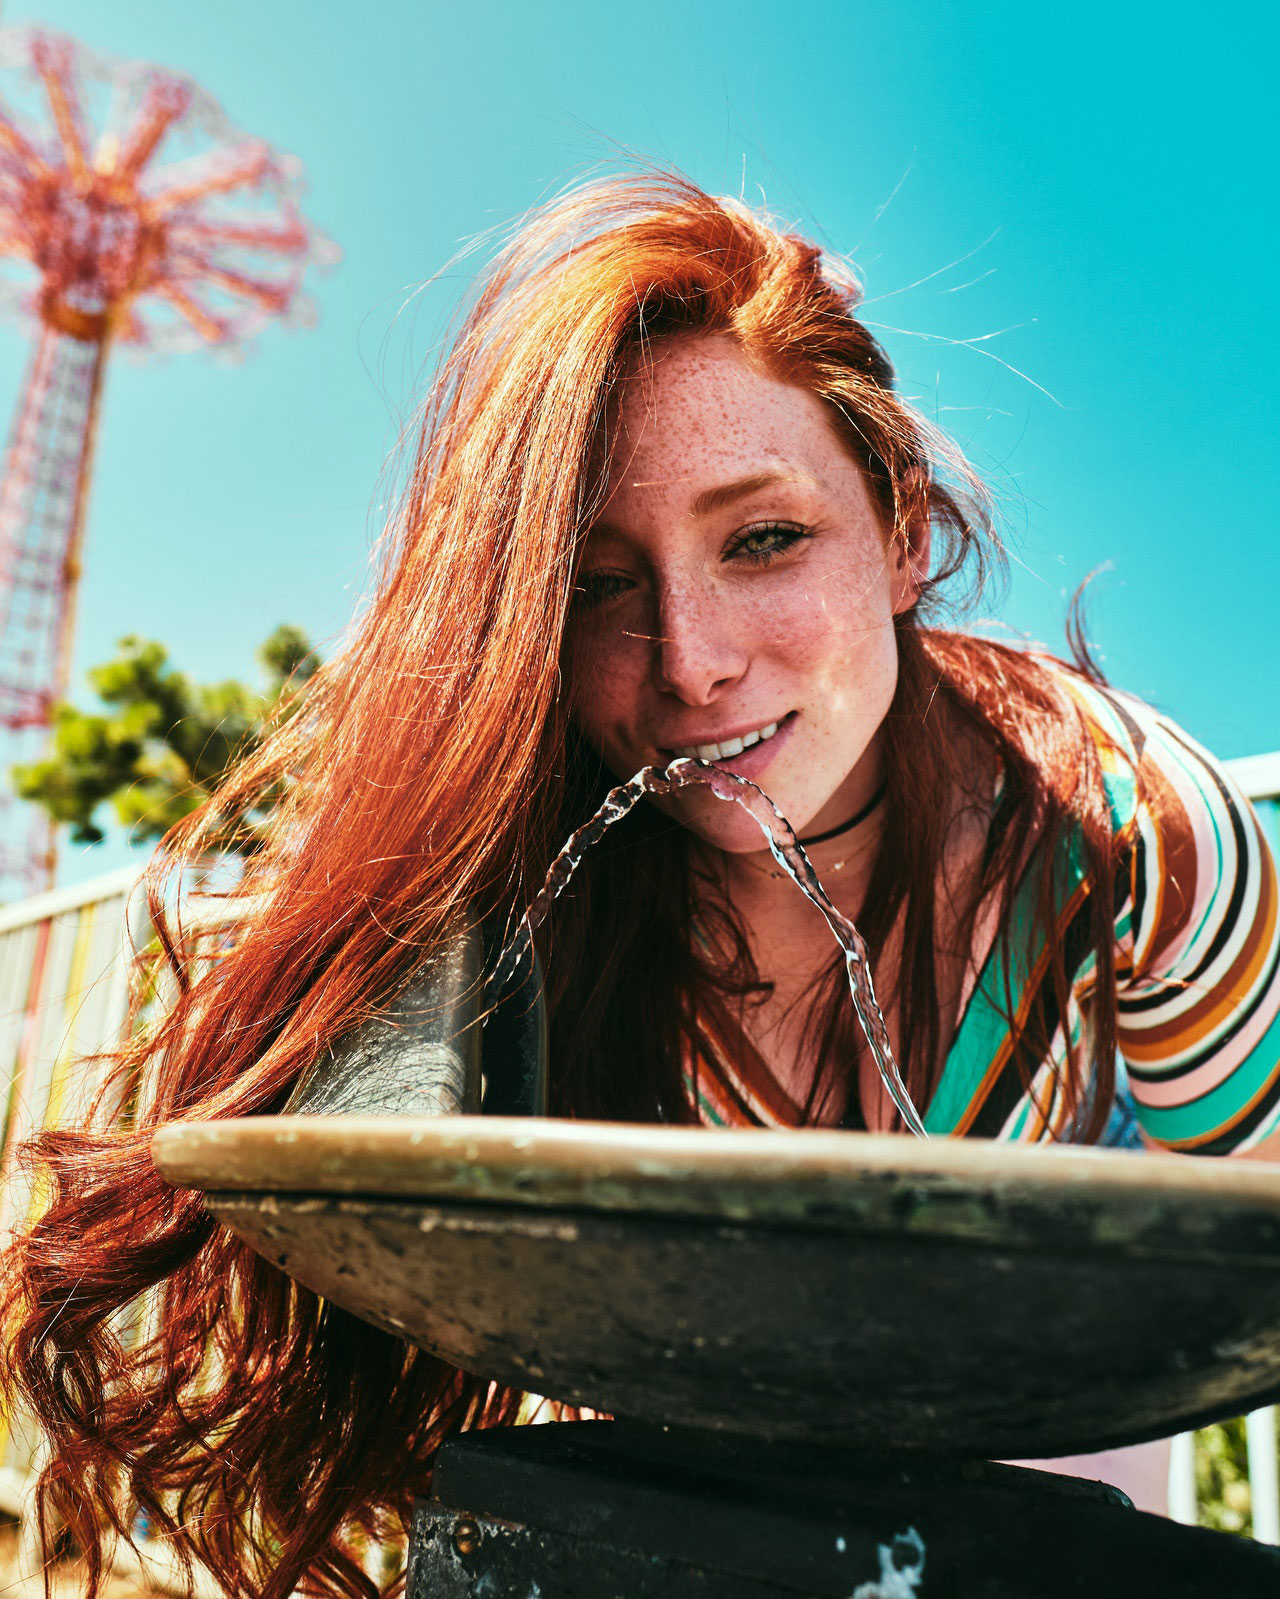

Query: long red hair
<box><xmin>1</xmin><ymin>169</ymin><xmax>1127</xmax><ymax>1599</ymax></box>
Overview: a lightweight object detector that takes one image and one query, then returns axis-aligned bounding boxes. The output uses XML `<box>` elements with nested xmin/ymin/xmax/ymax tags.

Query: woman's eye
<box><xmin>729</xmin><ymin>522</ymin><xmax>808</xmax><ymax>563</ymax></box>
<box><xmin>572</xmin><ymin>571</ymin><xmax>633</xmax><ymax>610</ymax></box>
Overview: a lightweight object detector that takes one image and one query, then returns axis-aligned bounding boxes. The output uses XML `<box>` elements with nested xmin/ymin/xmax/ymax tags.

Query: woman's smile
<box><xmin>660</xmin><ymin>708</ymin><xmax>797</xmax><ymax>778</ymax></box>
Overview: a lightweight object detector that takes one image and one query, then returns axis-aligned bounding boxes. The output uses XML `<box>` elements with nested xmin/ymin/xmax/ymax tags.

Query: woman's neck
<box><xmin>690</xmin><ymin>795</ymin><xmax>888</xmax><ymax>1058</ymax></box>
<box><xmin>711</xmin><ymin>785</ymin><xmax>887</xmax><ymax>923</ymax></box>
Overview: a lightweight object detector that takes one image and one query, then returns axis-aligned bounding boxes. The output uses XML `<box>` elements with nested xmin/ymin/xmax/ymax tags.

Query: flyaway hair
<box><xmin>1</xmin><ymin>167</ymin><xmax>1130</xmax><ymax>1599</ymax></box>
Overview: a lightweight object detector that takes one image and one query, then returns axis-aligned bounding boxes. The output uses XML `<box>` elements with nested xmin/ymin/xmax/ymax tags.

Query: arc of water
<box><xmin>489</xmin><ymin>757</ymin><xmax>928</xmax><ymax>1139</ymax></box>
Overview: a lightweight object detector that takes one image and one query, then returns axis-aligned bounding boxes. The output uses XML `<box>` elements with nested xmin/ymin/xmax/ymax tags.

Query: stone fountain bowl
<box><xmin>151</xmin><ymin>1116</ymin><xmax>1280</xmax><ymax>1458</ymax></box>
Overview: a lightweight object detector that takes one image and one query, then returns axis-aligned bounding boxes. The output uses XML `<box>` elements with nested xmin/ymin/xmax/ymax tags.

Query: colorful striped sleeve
<box><xmin>1109</xmin><ymin>700</ymin><xmax>1280</xmax><ymax>1154</ymax></box>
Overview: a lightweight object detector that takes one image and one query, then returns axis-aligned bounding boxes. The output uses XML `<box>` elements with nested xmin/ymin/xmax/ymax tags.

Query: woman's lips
<box><xmin>664</xmin><ymin>711</ymin><xmax>797</xmax><ymax>782</ymax></box>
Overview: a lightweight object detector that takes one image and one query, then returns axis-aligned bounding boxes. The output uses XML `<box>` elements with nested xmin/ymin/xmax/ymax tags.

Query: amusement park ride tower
<box><xmin>0</xmin><ymin>26</ymin><xmax>331</xmax><ymax>900</ymax></box>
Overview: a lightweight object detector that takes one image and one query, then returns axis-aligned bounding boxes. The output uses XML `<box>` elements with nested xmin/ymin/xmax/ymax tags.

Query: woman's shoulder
<box><xmin>1021</xmin><ymin>654</ymin><xmax>1146</xmax><ymax>835</ymax></box>
<box><xmin>1026</xmin><ymin>653</ymin><xmax>1243</xmax><ymax>848</ymax></box>
<box><xmin>1030</xmin><ymin>654</ymin><xmax>1270</xmax><ymax>1002</ymax></box>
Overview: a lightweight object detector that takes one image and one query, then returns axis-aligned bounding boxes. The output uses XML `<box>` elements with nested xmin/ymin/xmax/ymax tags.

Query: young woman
<box><xmin>4</xmin><ymin>169</ymin><xmax>1277</xmax><ymax>1599</ymax></box>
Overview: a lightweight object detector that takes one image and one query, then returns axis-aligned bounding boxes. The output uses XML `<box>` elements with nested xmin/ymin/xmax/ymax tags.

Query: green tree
<box><xmin>1195</xmin><ymin>1418</ymin><xmax>1257</xmax><ymax>1536</ymax></box>
<box><xmin>12</xmin><ymin>625</ymin><xmax>321</xmax><ymax>853</ymax></box>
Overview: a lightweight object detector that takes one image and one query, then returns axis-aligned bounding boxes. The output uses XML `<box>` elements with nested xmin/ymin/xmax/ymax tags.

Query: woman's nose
<box><xmin>651</xmin><ymin>581</ymin><xmax>749</xmax><ymax>706</ymax></box>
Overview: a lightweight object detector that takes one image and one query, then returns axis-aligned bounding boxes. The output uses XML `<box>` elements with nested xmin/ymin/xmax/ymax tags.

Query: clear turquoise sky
<box><xmin>2</xmin><ymin>0</ymin><xmax>1275</xmax><ymax>886</ymax></box>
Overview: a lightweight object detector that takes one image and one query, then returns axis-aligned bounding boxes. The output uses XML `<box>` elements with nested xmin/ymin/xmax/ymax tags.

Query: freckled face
<box><xmin>564</xmin><ymin>334</ymin><xmax>922</xmax><ymax>855</ymax></box>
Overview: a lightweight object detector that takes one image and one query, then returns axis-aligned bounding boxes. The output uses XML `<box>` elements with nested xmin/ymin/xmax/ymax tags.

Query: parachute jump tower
<box><xmin>0</xmin><ymin>26</ymin><xmax>331</xmax><ymax>900</ymax></box>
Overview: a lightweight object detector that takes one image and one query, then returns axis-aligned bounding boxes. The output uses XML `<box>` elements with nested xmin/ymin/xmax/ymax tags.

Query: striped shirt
<box><xmin>686</xmin><ymin>667</ymin><xmax>1280</xmax><ymax>1155</ymax></box>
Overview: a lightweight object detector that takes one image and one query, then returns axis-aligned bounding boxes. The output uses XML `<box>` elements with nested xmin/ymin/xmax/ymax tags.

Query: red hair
<box><xmin>1</xmin><ymin>168</ymin><xmax>1127</xmax><ymax>1599</ymax></box>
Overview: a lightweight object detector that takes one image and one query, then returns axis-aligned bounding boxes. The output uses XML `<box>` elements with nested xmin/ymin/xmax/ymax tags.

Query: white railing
<box><xmin>1164</xmin><ymin>755</ymin><xmax>1280</xmax><ymax>1536</ymax></box>
<box><xmin>0</xmin><ymin>865</ymin><xmax>140</xmax><ymax>1509</ymax></box>
<box><xmin>0</xmin><ymin>866</ymin><xmax>218</xmax><ymax>1593</ymax></box>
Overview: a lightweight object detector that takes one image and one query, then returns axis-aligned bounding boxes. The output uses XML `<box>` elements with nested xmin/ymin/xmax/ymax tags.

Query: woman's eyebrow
<box><xmin>690</xmin><ymin>470</ymin><xmax>819</xmax><ymax>517</ymax></box>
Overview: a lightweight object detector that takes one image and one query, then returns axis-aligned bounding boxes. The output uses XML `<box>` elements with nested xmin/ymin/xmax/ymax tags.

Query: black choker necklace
<box><xmin>797</xmin><ymin>781</ymin><xmax>887</xmax><ymax>847</ymax></box>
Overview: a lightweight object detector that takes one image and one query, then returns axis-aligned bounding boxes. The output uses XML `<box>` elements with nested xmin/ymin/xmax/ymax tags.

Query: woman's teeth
<box><xmin>674</xmin><ymin>721</ymin><xmax>780</xmax><ymax>762</ymax></box>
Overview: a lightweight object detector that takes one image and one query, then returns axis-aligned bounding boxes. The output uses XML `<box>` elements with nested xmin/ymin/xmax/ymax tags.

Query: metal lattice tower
<box><xmin>0</xmin><ymin>26</ymin><xmax>334</xmax><ymax>900</ymax></box>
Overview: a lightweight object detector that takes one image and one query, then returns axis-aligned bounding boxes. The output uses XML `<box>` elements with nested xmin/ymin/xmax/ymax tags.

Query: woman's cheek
<box><xmin>754</xmin><ymin>588</ymin><xmax>848</xmax><ymax>675</ymax></box>
<box><xmin>565</xmin><ymin>629</ymin><xmax>646</xmax><ymax>751</ymax></box>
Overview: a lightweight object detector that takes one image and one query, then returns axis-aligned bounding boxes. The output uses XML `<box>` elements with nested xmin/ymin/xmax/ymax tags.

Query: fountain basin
<box><xmin>152</xmin><ymin>1116</ymin><xmax>1280</xmax><ymax>1457</ymax></box>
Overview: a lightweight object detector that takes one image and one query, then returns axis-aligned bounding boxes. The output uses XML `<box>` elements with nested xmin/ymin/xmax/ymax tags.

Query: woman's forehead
<box><xmin>600</xmin><ymin>335</ymin><xmax>853</xmax><ymax>518</ymax></box>
<box><xmin>612</xmin><ymin>333</ymin><xmax>801</xmax><ymax>436</ymax></box>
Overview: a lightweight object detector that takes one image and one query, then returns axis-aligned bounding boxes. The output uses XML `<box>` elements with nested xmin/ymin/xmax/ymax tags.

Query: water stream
<box><xmin>489</xmin><ymin>757</ymin><xmax>928</xmax><ymax>1138</ymax></box>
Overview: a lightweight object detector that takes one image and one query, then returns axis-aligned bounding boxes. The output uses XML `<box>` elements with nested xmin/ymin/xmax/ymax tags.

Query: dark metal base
<box><xmin>407</xmin><ymin>1421</ymin><xmax>1280</xmax><ymax>1598</ymax></box>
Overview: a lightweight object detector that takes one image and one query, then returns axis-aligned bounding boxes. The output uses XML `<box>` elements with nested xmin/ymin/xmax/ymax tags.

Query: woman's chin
<box><xmin>665</xmin><ymin>794</ymin><xmax>792</xmax><ymax>860</ymax></box>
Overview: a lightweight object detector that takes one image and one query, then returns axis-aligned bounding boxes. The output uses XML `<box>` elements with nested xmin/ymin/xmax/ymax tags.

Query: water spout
<box><xmin>490</xmin><ymin>758</ymin><xmax>927</xmax><ymax>1138</ymax></box>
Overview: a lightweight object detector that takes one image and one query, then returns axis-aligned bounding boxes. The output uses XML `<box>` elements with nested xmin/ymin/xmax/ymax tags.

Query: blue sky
<box><xmin>1</xmin><ymin>0</ymin><xmax>1275</xmax><ymax>886</ymax></box>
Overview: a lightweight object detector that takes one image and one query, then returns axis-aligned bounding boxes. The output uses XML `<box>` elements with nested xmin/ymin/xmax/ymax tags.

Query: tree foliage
<box><xmin>1195</xmin><ymin>1418</ymin><xmax>1257</xmax><ymax>1535</ymax></box>
<box><xmin>12</xmin><ymin>625</ymin><xmax>321</xmax><ymax>854</ymax></box>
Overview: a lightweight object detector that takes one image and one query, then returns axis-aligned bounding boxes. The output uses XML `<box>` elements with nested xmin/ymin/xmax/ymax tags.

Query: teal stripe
<box><xmin>1103</xmin><ymin>767</ymin><xmax>1137</xmax><ymax>834</ymax></box>
<box><xmin>685</xmin><ymin>1070</ymin><xmax>729</xmax><ymax>1126</ymax></box>
<box><xmin>1004</xmin><ymin>1098</ymin><xmax>1033</xmax><ymax>1141</ymax></box>
<box><xmin>928</xmin><ymin>815</ymin><xmax>1089</xmax><ymax>1135</ymax></box>
<box><xmin>698</xmin><ymin>1091</ymin><xmax>727</xmax><ymax>1126</ymax></box>
<box><xmin>925</xmin><ymin>977</ymin><xmax>1015</xmax><ymax>1134</ymax></box>
<box><xmin>1131</xmin><ymin>1005</ymin><xmax>1280</xmax><ymax>1144</ymax></box>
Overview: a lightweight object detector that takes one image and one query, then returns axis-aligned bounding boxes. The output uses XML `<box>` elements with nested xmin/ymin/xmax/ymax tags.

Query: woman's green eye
<box><xmin>732</xmin><ymin>523</ymin><xmax>807</xmax><ymax>561</ymax></box>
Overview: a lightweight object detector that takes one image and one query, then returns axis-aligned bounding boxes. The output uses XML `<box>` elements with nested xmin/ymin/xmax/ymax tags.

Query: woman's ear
<box><xmin>890</xmin><ymin>466</ymin><xmax>932</xmax><ymax>615</ymax></box>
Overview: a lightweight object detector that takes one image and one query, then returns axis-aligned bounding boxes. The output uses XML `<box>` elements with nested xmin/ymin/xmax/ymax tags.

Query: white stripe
<box><xmin>1120</xmin><ymin>717</ymin><xmax>1264</xmax><ymax>1039</ymax></box>
<box><xmin>1122</xmin><ymin>907</ymin><xmax>1280</xmax><ymax>1077</ymax></box>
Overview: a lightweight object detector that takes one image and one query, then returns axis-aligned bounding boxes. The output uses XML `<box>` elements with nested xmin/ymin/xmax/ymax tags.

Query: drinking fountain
<box><xmin>152</xmin><ymin>916</ymin><xmax>1280</xmax><ymax>1596</ymax></box>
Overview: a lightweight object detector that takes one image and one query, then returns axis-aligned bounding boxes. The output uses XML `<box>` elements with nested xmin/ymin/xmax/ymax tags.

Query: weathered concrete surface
<box><xmin>153</xmin><ymin>1118</ymin><xmax>1280</xmax><ymax>1458</ymax></box>
<box><xmin>152</xmin><ymin>1115</ymin><xmax>1280</xmax><ymax>1241</ymax></box>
